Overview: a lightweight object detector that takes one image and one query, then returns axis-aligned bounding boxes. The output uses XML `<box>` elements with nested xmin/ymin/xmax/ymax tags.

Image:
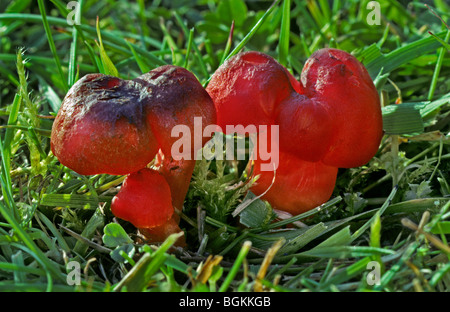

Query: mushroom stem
<box><xmin>139</xmin><ymin>216</ymin><xmax>186</xmax><ymax>247</ymax></box>
<box><xmin>134</xmin><ymin>150</ymin><xmax>196</xmax><ymax>247</ymax></box>
<box><xmin>154</xmin><ymin>149</ymin><xmax>196</xmax><ymax>214</ymax></box>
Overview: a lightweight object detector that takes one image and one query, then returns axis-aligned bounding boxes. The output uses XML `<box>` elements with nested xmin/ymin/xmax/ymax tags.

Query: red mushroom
<box><xmin>206</xmin><ymin>49</ymin><xmax>382</xmax><ymax>215</ymax></box>
<box><xmin>110</xmin><ymin>168</ymin><xmax>186</xmax><ymax>247</ymax></box>
<box><xmin>110</xmin><ymin>168</ymin><xmax>173</xmax><ymax>229</ymax></box>
<box><xmin>300</xmin><ymin>48</ymin><xmax>383</xmax><ymax>168</ymax></box>
<box><xmin>51</xmin><ymin>65</ymin><xmax>216</xmax><ymax>245</ymax></box>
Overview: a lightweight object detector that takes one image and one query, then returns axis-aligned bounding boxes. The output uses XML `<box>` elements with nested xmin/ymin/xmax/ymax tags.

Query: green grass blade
<box><xmin>363</xmin><ymin>31</ymin><xmax>448</xmax><ymax>79</ymax></box>
<box><xmin>113</xmin><ymin>232</ymin><xmax>184</xmax><ymax>292</ymax></box>
<box><xmin>0</xmin><ymin>199</ymin><xmax>65</xmax><ymax>282</ymax></box>
<box><xmin>374</xmin><ymin>242</ymin><xmax>420</xmax><ymax>291</ymax></box>
<box><xmin>277</xmin><ymin>222</ymin><xmax>328</xmax><ymax>255</ymax></box>
<box><xmin>71</xmin><ymin>207</ymin><xmax>104</xmax><ymax>256</ymax></box>
<box><xmin>428</xmin><ymin>29</ymin><xmax>450</xmax><ymax>100</ymax></box>
<box><xmin>278</xmin><ymin>0</ymin><xmax>291</xmax><ymax>66</ymax></box>
<box><xmin>68</xmin><ymin>0</ymin><xmax>83</xmax><ymax>87</ymax></box>
<box><xmin>219</xmin><ymin>240</ymin><xmax>252</xmax><ymax>292</ymax></box>
<box><xmin>222</xmin><ymin>0</ymin><xmax>280</xmax><ymax>64</ymax></box>
<box><xmin>3</xmin><ymin>93</ymin><xmax>20</xmax><ymax>157</ymax></box>
<box><xmin>36</xmin><ymin>0</ymin><xmax>68</xmax><ymax>92</ymax></box>
<box><xmin>351</xmin><ymin>186</ymin><xmax>398</xmax><ymax>242</ymax></box>
<box><xmin>320</xmin><ymin>257</ymin><xmax>373</xmax><ymax>290</ymax></box>
<box><xmin>35</xmin><ymin>211</ymin><xmax>71</xmax><ymax>253</ymax></box>
<box><xmin>219</xmin><ymin>20</ymin><xmax>235</xmax><ymax>66</ymax></box>
<box><xmin>0</xmin><ymin>13</ymin><xmax>166</xmax><ymax>68</ymax></box>
<box><xmin>306</xmin><ymin>0</ymin><xmax>326</xmax><ymax>29</ymax></box>
<box><xmin>96</xmin><ymin>17</ymin><xmax>119</xmax><ymax>77</ymax></box>
<box><xmin>126</xmin><ymin>41</ymin><xmax>151</xmax><ymax>73</ymax></box>
<box><xmin>173</xmin><ymin>11</ymin><xmax>209</xmax><ymax>78</ymax></box>
<box><xmin>0</xmin><ymin>261</ymin><xmax>46</xmax><ymax>277</ymax></box>
<box><xmin>184</xmin><ymin>28</ymin><xmax>195</xmax><ymax>69</ymax></box>
<box><xmin>159</xmin><ymin>18</ymin><xmax>182</xmax><ymax>66</ymax></box>
<box><xmin>382</xmin><ymin>103</ymin><xmax>425</xmax><ymax>135</ymax></box>
<box><xmin>40</xmin><ymin>193</ymin><xmax>112</xmax><ymax>209</ymax></box>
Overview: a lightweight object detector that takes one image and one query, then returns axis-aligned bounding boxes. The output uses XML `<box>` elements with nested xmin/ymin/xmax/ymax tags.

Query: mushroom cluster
<box><xmin>51</xmin><ymin>48</ymin><xmax>383</xmax><ymax>245</ymax></box>
<box><xmin>206</xmin><ymin>49</ymin><xmax>383</xmax><ymax>215</ymax></box>
<box><xmin>51</xmin><ymin>65</ymin><xmax>216</xmax><ymax>245</ymax></box>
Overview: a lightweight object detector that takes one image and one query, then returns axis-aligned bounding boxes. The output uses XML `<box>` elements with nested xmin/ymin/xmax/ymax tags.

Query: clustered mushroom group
<box><xmin>206</xmin><ymin>49</ymin><xmax>383</xmax><ymax>216</ymax></box>
<box><xmin>50</xmin><ymin>48</ymin><xmax>383</xmax><ymax>246</ymax></box>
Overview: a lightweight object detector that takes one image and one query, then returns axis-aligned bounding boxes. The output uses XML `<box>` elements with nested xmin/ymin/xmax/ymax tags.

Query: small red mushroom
<box><xmin>110</xmin><ymin>168</ymin><xmax>173</xmax><ymax>229</ymax></box>
<box><xmin>110</xmin><ymin>168</ymin><xmax>187</xmax><ymax>247</ymax></box>
<box><xmin>300</xmin><ymin>48</ymin><xmax>383</xmax><ymax>168</ymax></box>
<box><xmin>207</xmin><ymin>49</ymin><xmax>382</xmax><ymax>216</ymax></box>
<box><xmin>51</xmin><ymin>65</ymin><xmax>216</xmax><ymax>246</ymax></box>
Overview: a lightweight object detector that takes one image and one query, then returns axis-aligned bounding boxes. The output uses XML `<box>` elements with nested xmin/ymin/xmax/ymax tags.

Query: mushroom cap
<box><xmin>300</xmin><ymin>48</ymin><xmax>383</xmax><ymax>168</ymax></box>
<box><xmin>275</xmin><ymin>93</ymin><xmax>333</xmax><ymax>162</ymax></box>
<box><xmin>51</xmin><ymin>65</ymin><xmax>216</xmax><ymax>176</ymax></box>
<box><xmin>111</xmin><ymin>168</ymin><xmax>173</xmax><ymax>229</ymax></box>
<box><xmin>50</xmin><ymin>74</ymin><xmax>159</xmax><ymax>175</ymax></box>
<box><xmin>206</xmin><ymin>51</ymin><xmax>293</xmax><ymax>134</ymax></box>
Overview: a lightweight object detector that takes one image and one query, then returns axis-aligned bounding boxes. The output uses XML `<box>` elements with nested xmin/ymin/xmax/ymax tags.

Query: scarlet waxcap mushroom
<box><xmin>206</xmin><ymin>49</ymin><xmax>382</xmax><ymax>216</ymax></box>
<box><xmin>139</xmin><ymin>65</ymin><xmax>216</xmax><ymax>218</ymax></box>
<box><xmin>111</xmin><ymin>168</ymin><xmax>173</xmax><ymax>229</ymax></box>
<box><xmin>300</xmin><ymin>48</ymin><xmax>383</xmax><ymax>168</ymax></box>
<box><xmin>251</xmin><ymin>150</ymin><xmax>338</xmax><ymax>215</ymax></box>
<box><xmin>206</xmin><ymin>51</ymin><xmax>293</xmax><ymax>133</ymax></box>
<box><xmin>50</xmin><ymin>74</ymin><xmax>159</xmax><ymax>175</ymax></box>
